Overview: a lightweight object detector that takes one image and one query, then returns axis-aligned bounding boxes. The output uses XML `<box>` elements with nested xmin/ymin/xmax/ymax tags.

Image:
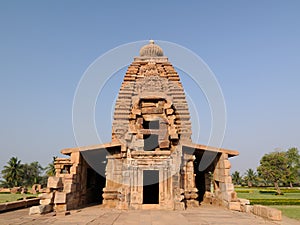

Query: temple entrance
<box><xmin>83</xmin><ymin>150</ymin><xmax>108</xmax><ymax>205</ymax></box>
<box><xmin>86</xmin><ymin>168</ymin><xmax>106</xmax><ymax>204</ymax></box>
<box><xmin>143</xmin><ymin>170</ymin><xmax>159</xmax><ymax>204</ymax></box>
<box><xmin>194</xmin><ymin>170</ymin><xmax>206</xmax><ymax>202</ymax></box>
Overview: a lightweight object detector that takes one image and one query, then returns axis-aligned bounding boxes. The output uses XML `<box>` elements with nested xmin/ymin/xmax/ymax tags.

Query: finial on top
<box><xmin>139</xmin><ymin>40</ymin><xmax>164</xmax><ymax>57</ymax></box>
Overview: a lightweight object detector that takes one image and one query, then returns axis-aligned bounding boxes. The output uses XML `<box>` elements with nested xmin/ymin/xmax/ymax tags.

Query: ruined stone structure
<box><xmin>39</xmin><ymin>41</ymin><xmax>239</xmax><ymax>213</ymax></box>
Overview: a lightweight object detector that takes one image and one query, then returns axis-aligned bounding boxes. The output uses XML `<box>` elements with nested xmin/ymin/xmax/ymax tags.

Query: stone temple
<box><xmin>40</xmin><ymin>41</ymin><xmax>239</xmax><ymax>213</ymax></box>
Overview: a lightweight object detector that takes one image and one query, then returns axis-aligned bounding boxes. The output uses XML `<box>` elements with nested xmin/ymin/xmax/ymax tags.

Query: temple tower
<box><xmin>40</xmin><ymin>41</ymin><xmax>239</xmax><ymax>213</ymax></box>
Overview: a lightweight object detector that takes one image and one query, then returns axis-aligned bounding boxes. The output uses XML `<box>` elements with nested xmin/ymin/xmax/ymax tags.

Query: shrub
<box><xmin>259</xmin><ymin>190</ymin><xmax>277</xmax><ymax>194</ymax></box>
<box><xmin>281</xmin><ymin>189</ymin><xmax>300</xmax><ymax>193</ymax></box>
<box><xmin>235</xmin><ymin>190</ymin><xmax>250</xmax><ymax>193</ymax></box>
<box><xmin>249</xmin><ymin>199</ymin><xmax>300</xmax><ymax>205</ymax></box>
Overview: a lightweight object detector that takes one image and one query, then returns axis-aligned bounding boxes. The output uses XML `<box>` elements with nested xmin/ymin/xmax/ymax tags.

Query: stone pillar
<box><xmin>213</xmin><ymin>153</ymin><xmax>239</xmax><ymax>209</ymax></box>
<box><xmin>102</xmin><ymin>156</ymin><xmax>121</xmax><ymax>208</ymax></box>
<box><xmin>182</xmin><ymin>153</ymin><xmax>198</xmax><ymax>208</ymax></box>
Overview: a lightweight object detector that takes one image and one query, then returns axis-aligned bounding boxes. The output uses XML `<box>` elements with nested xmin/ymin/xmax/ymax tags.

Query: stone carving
<box><xmin>136</xmin><ymin>75</ymin><xmax>168</xmax><ymax>93</ymax></box>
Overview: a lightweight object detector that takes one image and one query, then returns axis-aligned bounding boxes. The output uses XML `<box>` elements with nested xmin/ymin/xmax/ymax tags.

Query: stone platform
<box><xmin>0</xmin><ymin>205</ymin><xmax>299</xmax><ymax>225</ymax></box>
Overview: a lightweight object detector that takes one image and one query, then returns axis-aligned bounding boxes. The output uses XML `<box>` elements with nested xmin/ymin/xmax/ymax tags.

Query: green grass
<box><xmin>0</xmin><ymin>193</ymin><xmax>38</xmax><ymax>203</ymax></box>
<box><xmin>236</xmin><ymin>188</ymin><xmax>300</xmax><ymax>200</ymax></box>
<box><xmin>270</xmin><ymin>206</ymin><xmax>300</xmax><ymax>220</ymax></box>
<box><xmin>236</xmin><ymin>187</ymin><xmax>300</xmax><ymax>220</ymax></box>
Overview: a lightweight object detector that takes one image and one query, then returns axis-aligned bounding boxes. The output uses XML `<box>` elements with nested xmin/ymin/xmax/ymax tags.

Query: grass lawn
<box><xmin>0</xmin><ymin>193</ymin><xmax>38</xmax><ymax>203</ymax></box>
<box><xmin>270</xmin><ymin>206</ymin><xmax>300</xmax><ymax>220</ymax></box>
<box><xmin>236</xmin><ymin>187</ymin><xmax>300</xmax><ymax>220</ymax></box>
<box><xmin>236</xmin><ymin>189</ymin><xmax>300</xmax><ymax>200</ymax></box>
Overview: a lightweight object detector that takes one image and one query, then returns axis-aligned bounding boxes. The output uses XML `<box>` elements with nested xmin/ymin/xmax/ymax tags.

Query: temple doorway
<box><xmin>143</xmin><ymin>170</ymin><xmax>159</xmax><ymax>204</ymax></box>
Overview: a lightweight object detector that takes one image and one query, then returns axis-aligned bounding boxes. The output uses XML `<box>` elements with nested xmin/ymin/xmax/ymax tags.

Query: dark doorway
<box><xmin>143</xmin><ymin>170</ymin><xmax>159</xmax><ymax>204</ymax></box>
<box><xmin>194</xmin><ymin>171</ymin><xmax>206</xmax><ymax>202</ymax></box>
<box><xmin>86</xmin><ymin>168</ymin><xmax>106</xmax><ymax>204</ymax></box>
<box><xmin>143</xmin><ymin>120</ymin><xmax>159</xmax><ymax>129</ymax></box>
<box><xmin>144</xmin><ymin>134</ymin><xmax>159</xmax><ymax>151</ymax></box>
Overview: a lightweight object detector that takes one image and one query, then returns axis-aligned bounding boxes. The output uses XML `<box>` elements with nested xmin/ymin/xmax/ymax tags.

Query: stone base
<box><xmin>174</xmin><ymin>202</ymin><xmax>185</xmax><ymax>210</ymax></box>
<box><xmin>186</xmin><ymin>200</ymin><xmax>199</xmax><ymax>208</ymax></box>
<box><xmin>241</xmin><ymin>204</ymin><xmax>252</xmax><ymax>213</ymax></box>
<box><xmin>228</xmin><ymin>201</ymin><xmax>241</xmax><ymax>211</ymax></box>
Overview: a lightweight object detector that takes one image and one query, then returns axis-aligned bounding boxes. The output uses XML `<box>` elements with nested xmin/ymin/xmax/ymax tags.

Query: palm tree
<box><xmin>232</xmin><ymin>171</ymin><xmax>242</xmax><ymax>185</ymax></box>
<box><xmin>1</xmin><ymin>157</ymin><xmax>23</xmax><ymax>187</ymax></box>
<box><xmin>244</xmin><ymin>168</ymin><xmax>257</xmax><ymax>187</ymax></box>
<box><xmin>45</xmin><ymin>156</ymin><xmax>57</xmax><ymax>177</ymax></box>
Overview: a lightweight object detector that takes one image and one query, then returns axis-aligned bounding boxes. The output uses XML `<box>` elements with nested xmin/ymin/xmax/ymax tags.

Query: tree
<box><xmin>257</xmin><ymin>151</ymin><xmax>289</xmax><ymax>194</ymax></box>
<box><xmin>22</xmin><ymin>161</ymin><xmax>44</xmax><ymax>187</ymax></box>
<box><xmin>1</xmin><ymin>157</ymin><xmax>23</xmax><ymax>187</ymax></box>
<box><xmin>244</xmin><ymin>168</ymin><xmax>258</xmax><ymax>187</ymax></box>
<box><xmin>45</xmin><ymin>156</ymin><xmax>57</xmax><ymax>177</ymax></box>
<box><xmin>285</xmin><ymin>147</ymin><xmax>300</xmax><ymax>187</ymax></box>
<box><xmin>232</xmin><ymin>171</ymin><xmax>242</xmax><ymax>185</ymax></box>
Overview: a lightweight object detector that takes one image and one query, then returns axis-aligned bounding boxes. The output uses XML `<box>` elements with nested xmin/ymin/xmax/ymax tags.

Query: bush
<box><xmin>235</xmin><ymin>190</ymin><xmax>250</xmax><ymax>193</ymax></box>
<box><xmin>281</xmin><ymin>189</ymin><xmax>300</xmax><ymax>193</ymax></box>
<box><xmin>249</xmin><ymin>199</ymin><xmax>300</xmax><ymax>205</ymax></box>
<box><xmin>259</xmin><ymin>190</ymin><xmax>277</xmax><ymax>194</ymax></box>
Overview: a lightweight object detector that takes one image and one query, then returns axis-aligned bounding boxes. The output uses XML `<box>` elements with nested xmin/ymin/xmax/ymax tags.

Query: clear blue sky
<box><xmin>0</xmin><ymin>1</ymin><xmax>299</xmax><ymax>176</ymax></box>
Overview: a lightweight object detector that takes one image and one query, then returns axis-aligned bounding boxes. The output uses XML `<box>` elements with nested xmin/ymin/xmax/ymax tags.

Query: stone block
<box><xmin>63</xmin><ymin>183</ymin><xmax>76</xmax><ymax>192</ymax></box>
<box><xmin>136</xmin><ymin>133</ymin><xmax>143</xmax><ymax>139</ymax></box>
<box><xmin>142</xmin><ymin>102</ymin><xmax>156</xmax><ymax>107</ymax></box>
<box><xmin>70</xmin><ymin>152</ymin><xmax>80</xmax><ymax>164</ymax></box>
<box><xmin>54</xmin><ymin>192</ymin><xmax>66</xmax><ymax>204</ymax></box>
<box><xmin>132</xmin><ymin>108</ymin><xmax>141</xmax><ymax>115</ymax></box>
<box><xmin>29</xmin><ymin>205</ymin><xmax>53</xmax><ymax>215</ymax></box>
<box><xmin>125</xmin><ymin>133</ymin><xmax>132</xmax><ymax>141</ymax></box>
<box><xmin>241</xmin><ymin>204</ymin><xmax>252</xmax><ymax>213</ymax></box>
<box><xmin>228</xmin><ymin>201</ymin><xmax>241</xmax><ymax>211</ymax></box>
<box><xmin>219</xmin><ymin>159</ymin><xmax>231</xmax><ymax>169</ymax></box>
<box><xmin>268</xmin><ymin>207</ymin><xmax>282</xmax><ymax>221</ymax></box>
<box><xmin>215</xmin><ymin>175</ymin><xmax>232</xmax><ymax>183</ymax></box>
<box><xmin>166</xmin><ymin>108</ymin><xmax>174</xmax><ymax>115</ymax></box>
<box><xmin>159</xmin><ymin>140</ymin><xmax>170</xmax><ymax>149</ymax></box>
<box><xmin>221</xmin><ymin>191</ymin><xmax>232</xmax><ymax>202</ymax></box>
<box><xmin>39</xmin><ymin>192</ymin><xmax>54</xmax><ymax>200</ymax></box>
<box><xmin>134</xmin><ymin>139</ymin><xmax>144</xmax><ymax>148</ymax></box>
<box><xmin>231</xmin><ymin>191</ymin><xmax>238</xmax><ymax>201</ymax></box>
<box><xmin>128</xmin><ymin>124</ymin><xmax>137</xmax><ymax>134</ymax></box>
<box><xmin>47</xmin><ymin>177</ymin><xmax>63</xmax><ymax>189</ymax></box>
<box><xmin>136</xmin><ymin>117</ymin><xmax>143</xmax><ymax>124</ymax></box>
<box><xmin>0</xmin><ymin>188</ymin><xmax>11</xmax><ymax>193</ymax></box>
<box><xmin>253</xmin><ymin>205</ymin><xmax>282</xmax><ymax>221</ymax></box>
<box><xmin>55</xmin><ymin>204</ymin><xmax>67</xmax><ymax>212</ymax></box>
<box><xmin>40</xmin><ymin>199</ymin><xmax>52</xmax><ymax>205</ymax></box>
<box><xmin>10</xmin><ymin>187</ymin><xmax>21</xmax><ymax>194</ymax></box>
<box><xmin>219</xmin><ymin>183</ymin><xmax>234</xmax><ymax>192</ymax></box>
<box><xmin>163</xmin><ymin>102</ymin><xmax>172</xmax><ymax>109</ymax></box>
<box><xmin>170</xmin><ymin>133</ymin><xmax>178</xmax><ymax>139</ymax></box>
<box><xmin>239</xmin><ymin>198</ymin><xmax>250</xmax><ymax>205</ymax></box>
<box><xmin>141</xmin><ymin>107</ymin><xmax>163</xmax><ymax>114</ymax></box>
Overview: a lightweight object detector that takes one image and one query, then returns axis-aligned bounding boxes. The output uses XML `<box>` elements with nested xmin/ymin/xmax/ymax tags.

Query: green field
<box><xmin>270</xmin><ymin>206</ymin><xmax>300</xmax><ymax>220</ymax></box>
<box><xmin>0</xmin><ymin>193</ymin><xmax>38</xmax><ymax>203</ymax></box>
<box><xmin>236</xmin><ymin>187</ymin><xmax>300</xmax><ymax>220</ymax></box>
<box><xmin>236</xmin><ymin>188</ymin><xmax>300</xmax><ymax>200</ymax></box>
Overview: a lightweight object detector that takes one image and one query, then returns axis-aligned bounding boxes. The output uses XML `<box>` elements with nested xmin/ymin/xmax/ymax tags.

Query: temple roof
<box><xmin>139</xmin><ymin>40</ymin><xmax>164</xmax><ymax>57</ymax></box>
<box><xmin>61</xmin><ymin>141</ymin><xmax>238</xmax><ymax>158</ymax></box>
